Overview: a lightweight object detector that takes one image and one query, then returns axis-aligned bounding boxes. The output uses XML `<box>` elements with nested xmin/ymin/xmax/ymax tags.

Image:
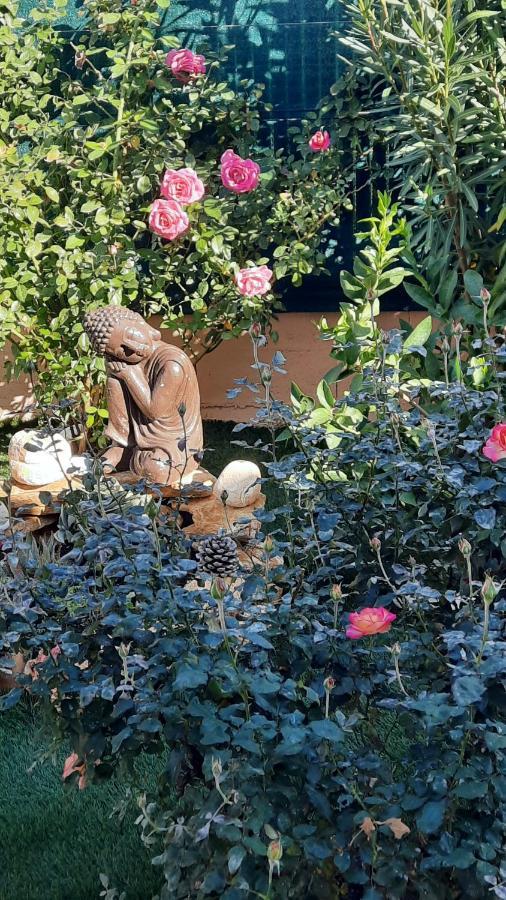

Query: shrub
<box><xmin>329</xmin><ymin>0</ymin><xmax>506</xmax><ymax>326</ymax></box>
<box><xmin>0</xmin><ymin>0</ymin><xmax>349</xmax><ymax>421</ymax></box>
<box><xmin>2</xmin><ymin>280</ymin><xmax>506</xmax><ymax>898</ymax></box>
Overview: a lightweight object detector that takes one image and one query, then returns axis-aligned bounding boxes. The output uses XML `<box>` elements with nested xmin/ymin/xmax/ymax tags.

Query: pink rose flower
<box><xmin>483</xmin><ymin>423</ymin><xmax>506</xmax><ymax>462</ymax></box>
<box><xmin>148</xmin><ymin>198</ymin><xmax>189</xmax><ymax>241</ymax></box>
<box><xmin>165</xmin><ymin>48</ymin><xmax>206</xmax><ymax>83</ymax></box>
<box><xmin>160</xmin><ymin>167</ymin><xmax>205</xmax><ymax>206</ymax></box>
<box><xmin>346</xmin><ymin>607</ymin><xmax>396</xmax><ymax>639</ymax></box>
<box><xmin>235</xmin><ymin>265</ymin><xmax>273</xmax><ymax>297</ymax></box>
<box><xmin>221</xmin><ymin>149</ymin><xmax>260</xmax><ymax>194</ymax></box>
<box><xmin>309</xmin><ymin>130</ymin><xmax>331</xmax><ymax>152</ymax></box>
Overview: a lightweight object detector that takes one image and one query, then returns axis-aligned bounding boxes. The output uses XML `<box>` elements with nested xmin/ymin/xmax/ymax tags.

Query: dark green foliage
<box><xmin>1</xmin><ymin>328</ymin><xmax>506</xmax><ymax>898</ymax></box>
<box><xmin>333</xmin><ymin>0</ymin><xmax>506</xmax><ymax>326</ymax></box>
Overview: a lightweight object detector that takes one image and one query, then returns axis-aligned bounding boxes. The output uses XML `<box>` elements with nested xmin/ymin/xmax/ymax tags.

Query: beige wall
<box><xmin>0</xmin><ymin>311</ymin><xmax>426</xmax><ymax>424</ymax></box>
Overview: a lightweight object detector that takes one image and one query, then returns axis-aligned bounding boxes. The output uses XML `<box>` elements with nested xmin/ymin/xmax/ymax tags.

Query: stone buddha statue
<box><xmin>83</xmin><ymin>306</ymin><xmax>204</xmax><ymax>487</ymax></box>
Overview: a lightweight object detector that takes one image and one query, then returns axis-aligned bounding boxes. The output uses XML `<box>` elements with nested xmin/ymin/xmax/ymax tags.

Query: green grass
<box><xmin>0</xmin><ymin>421</ymin><xmax>278</xmax><ymax>899</ymax></box>
<box><xmin>0</xmin><ymin>705</ymin><xmax>165</xmax><ymax>900</ymax></box>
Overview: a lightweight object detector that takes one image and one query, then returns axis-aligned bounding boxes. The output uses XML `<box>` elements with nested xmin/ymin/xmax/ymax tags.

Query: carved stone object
<box><xmin>83</xmin><ymin>306</ymin><xmax>204</xmax><ymax>486</ymax></box>
<box><xmin>8</xmin><ymin>429</ymin><xmax>73</xmax><ymax>486</ymax></box>
<box><xmin>212</xmin><ymin>459</ymin><xmax>262</xmax><ymax>508</ymax></box>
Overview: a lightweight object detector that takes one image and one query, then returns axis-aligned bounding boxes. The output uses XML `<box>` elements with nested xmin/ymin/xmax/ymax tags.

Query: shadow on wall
<box><xmin>18</xmin><ymin>0</ymin><xmax>344</xmax><ymax>143</ymax></box>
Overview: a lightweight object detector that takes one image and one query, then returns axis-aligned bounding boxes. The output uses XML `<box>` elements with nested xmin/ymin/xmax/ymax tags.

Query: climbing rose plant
<box><xmin>0</xmin><ymin>0</ymin><xmax>349</xmax><ymax>420</ymax></box>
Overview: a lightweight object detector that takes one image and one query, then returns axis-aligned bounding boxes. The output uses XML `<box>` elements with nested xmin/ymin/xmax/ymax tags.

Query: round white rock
<box><xmin>8</xmin><ymin>429</ymin><xmax>73</xmax><ymax>486</ymax></box>
<box><xmin>213</xmin><ymin>459</ymin><xmax>262</xmax><ymax>508</ymax></box>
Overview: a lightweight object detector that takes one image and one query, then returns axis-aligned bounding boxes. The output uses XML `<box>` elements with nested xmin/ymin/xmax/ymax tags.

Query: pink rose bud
<box><xmin>346</xmin><ymin>607</ymin><xmax>396</xmax><ymax>640</ymax></box>
<box><xmin>267</xmin><ymin>839</ymin><xmax>283</xmax><ymax>862</ymax></box>
<box><xmin>331</xmin><ymin>584</ymin><xmax>343</xmax><ymax>601</ymax></box>
<box><xmin>323</xmin><ymin>676</ymin><xmax>335</xmax><ymax>692</ymax></box>
<box><xmin>220</xmin><ymin>149</ymin><xmax>260</xmax><ymax>194</ymax></box>
<box><xmin>482</xmin><ymin>422</ymin><xmax>506</xmax><ymax>462</ymax></box>
<box><xmin>264</xmin><ymin>535</ymin><xmax>274</xmax><ymax>553</ymax></box>
<box><xmin>165</xmin><ymin>48</ymin><xmax>206</xmax><ymax>83</ymax></box>
<box><xmin>250</xmin><ymin>322</ymin><xmax>262</xmax><ymax>339</ymax></box>
<box><xmin>458</xmin><ymin>537</ymin><xmax>472</xmax><ymax>558</ymax></box>
<box><xmin>160</xmin><ymin>167</ymin><xmax>205</xmax><ymax>206</ymax></box>
<box><xmin>235</xmin><ymin>265</ymin><xmax>273</xmax><ymax>297</ymax></box>
<box><xmin>480</xmin><ymin>287</ymin><xmax>491</xmax><ymax>303</ymax></box>
<box><xmin>481</xmin><ymin>575</ymin><xmax>499</xmax><ymax>606</ymax></box>
<box><xmin>210</xmin><ymin>577</ymin><xmax>227</xmax><ymax>601</ymax></box>
<box><xmin>370</xmin><ymin>536</ymin><xmax>382</xmax><ymax>552</ymax></box>
<box><xmin>148</xmin><ymin>198</ymin><xmax>189</xmax><ymax>241</ymax></box>
<box><xmin>308</xmin><ymin>130</ymin><xmax>331</xmax><ymax>152</ymax></box>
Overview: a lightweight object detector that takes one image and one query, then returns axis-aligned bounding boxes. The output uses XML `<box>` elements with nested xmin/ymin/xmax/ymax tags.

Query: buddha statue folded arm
<box><xmin>84</xmin><ymin>306</ymin><xmax>203</xmax><ymax>486</ymax></box>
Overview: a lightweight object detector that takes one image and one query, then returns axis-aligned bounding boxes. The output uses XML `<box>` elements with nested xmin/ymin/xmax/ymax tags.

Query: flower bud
<box><xmin>267</xmin><ymin>839</ymin><xmax>283</xmax><ymax>863</ymax></box>
<box><xmin>178</xmin><ymin>402</ymin><xmax>187</xmax><ymax>418</ymax></box>
<box><xmin>331</xmin><ymin>583</ymin><xmax>343</xmax><ymax>602</ymax></box>
<box><xmin>370</xmin><ymin>536</ymin><xmax>381</xmax><ymax>552</ymax></box>
<box><xmin>264</xmin><ymin>535</ymin><xmax>274</xmax><ymax>553</ymax></box>
<box><xmin>323</xmin><ymin>676</ymin><xmax>335</xmax><ymax>692</ymax></box>
<box><xmin>210</xmin><ymin>577</ymin><xmax>227</xmax><ymax>601</ymax></box>
<box><xmin>366</xmin><ymin>288</ymin><xmax>377</xmax><ymax>302</ymax></box>
<box><xmin>211</xmin><ymin>757</ymin><xmax>222</xmax><ymax>780</ymax></box>
<box><xmin>480</xmin><ymin>288</ymin><xmax>491</xmax><ymax>303</ymax></box>
<box><xmin>261</xmin><ymin>368</ymin><xmax>272</xmax><ymax>385</ymax></box>
<box><xmin>453</xmin><ymin>321</ymin><xmax>464</xmax><ymax>337</ymax></box>
<box><xmin>74</xmin><ymin>50</ymin><xmax>86</xmax><ymax>69</ymax></box>
<box><xmin>458</xmin><ymin>537</ymin><xmax>472</xmax><ymax>558</ymax></box>
<box><xmin>481</xmin><ymin>575</ymin><xmax>499</xmax><ymax>606</ymax></box>
<box><xmin>250</xmin><ymin>322</ymin><xmax>262</xmax><ymax>340</ymax></box>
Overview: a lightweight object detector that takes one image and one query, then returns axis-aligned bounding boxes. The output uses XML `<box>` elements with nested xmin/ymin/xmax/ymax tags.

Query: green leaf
<box><xmin>404</xmin><ymin>282</ymin><xmax>437</xmax><ymax>312</ymax></box>
<box><xmin>44</xmin><ymin>186</ymin><xmax>59</xmax><ymax>203</ymax></box>
<box><xmin>310</xmin><ymin>720</ymin><xmax>343</xmax><ymax>743</ymax></box>
<box><xmin>416</xmin><ymin>799</ymin><xmax>446</xmax><ymax>834</ymax></box>
<box><xmin>173</xmin><ymin>661</ymin><xmax>209</xmax><ymax>691</ymax></box>
<box><xmin>463</xmin><ymin>269</ymin><xmax>483</xmax><ymax>299</ymax></box>
<box><xmin>316</xmin><ymin>378</ymin><xmax>335</xmax><ymax>409</ymax></box>
<box><xmin>227</xmin><ymin>845</ymin><xmax>246</xmax><ymax>875</ymax></box>
<box><xmin>403</xmin><ymin>316</ymin><xmax>432</xmax><ymax>352</ymax></box>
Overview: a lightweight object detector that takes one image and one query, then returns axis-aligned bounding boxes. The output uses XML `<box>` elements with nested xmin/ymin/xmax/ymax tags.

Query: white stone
<box><xmin>213</xmin><ymin>459</ymin><xmax>262</xmax><ymax>508</ymax></box>
<box><xmin>8</xmin><ymin>429</ymin><xmax>73</xmax><ymax>486</ymax></box>
<box><xmin>67</xmin><ymin>454</ymin><xmax>94</xmax><ymax>476</ymax></box>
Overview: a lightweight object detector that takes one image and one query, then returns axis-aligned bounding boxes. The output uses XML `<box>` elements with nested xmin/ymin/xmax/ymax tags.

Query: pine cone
<box><xmin>196</xmin><ymin>534</ymin><xmax>238</xmax><ymax>577</ymax></box>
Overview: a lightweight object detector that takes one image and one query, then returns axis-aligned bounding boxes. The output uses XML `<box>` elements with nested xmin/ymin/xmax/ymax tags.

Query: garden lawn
<box><xmin>0</xmin><ymin>421</ymin><xmax>273</xmax><ymax>899</ymax></box>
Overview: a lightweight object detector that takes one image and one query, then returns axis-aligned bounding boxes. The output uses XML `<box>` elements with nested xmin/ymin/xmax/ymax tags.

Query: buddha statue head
<box><xmin>84</xmin><ymin>306</ymin><xmax>162</xmax><ymax>365</ymax></box>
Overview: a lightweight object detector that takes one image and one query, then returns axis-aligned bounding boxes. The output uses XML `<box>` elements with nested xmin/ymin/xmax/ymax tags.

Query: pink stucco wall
<box><xmin>0</xmin><ymin>311</ymin><xmax>427</xmax><ymax>423</ymax></box>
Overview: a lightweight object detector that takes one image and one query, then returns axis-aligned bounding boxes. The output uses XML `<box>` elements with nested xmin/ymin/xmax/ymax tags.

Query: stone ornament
<box><xmin>83</xmin><ymin>306</ymin><xmax>203</xmax><ymax>487</ymax></box>
<box><xmin>213</xmin><ymin>459</ymin><xmax>262</xmax><ymax>508</ymax></box>
<box><xmin>9</xmin><ymin>429</ymin><xmax>73</xmax><ymax>486</ymax></box>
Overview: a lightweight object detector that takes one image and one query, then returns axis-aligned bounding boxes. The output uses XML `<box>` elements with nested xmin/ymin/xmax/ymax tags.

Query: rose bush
<box><xmin>0</xmin><ymin>0</ymin><xmax>350</xmax><ymax>424</ymax></box>
<box><xmin>2</xmin><ymin>289</ymin><xmax>506</xmax><ymax>897</ymax></box>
